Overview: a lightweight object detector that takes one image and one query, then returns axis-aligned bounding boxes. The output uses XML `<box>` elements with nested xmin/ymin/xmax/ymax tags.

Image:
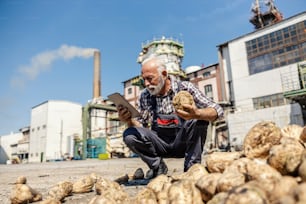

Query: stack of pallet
<box><xmin>108</xmin><ymin>134</ymin><xmax>132</xmax><ymax>158</ymax></box>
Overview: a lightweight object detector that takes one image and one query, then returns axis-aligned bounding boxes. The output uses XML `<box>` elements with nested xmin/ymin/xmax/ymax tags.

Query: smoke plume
<box><xmin>11</xmin><ymin>44</ymin><xmax>98</xmax><ymax>88</ymax></box>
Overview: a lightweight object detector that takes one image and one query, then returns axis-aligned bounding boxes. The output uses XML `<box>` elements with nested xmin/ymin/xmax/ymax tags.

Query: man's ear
<box><xmin>162</xmin><ymin>70</ymin><xmax>168</xmax><ymax>79</ymax></box>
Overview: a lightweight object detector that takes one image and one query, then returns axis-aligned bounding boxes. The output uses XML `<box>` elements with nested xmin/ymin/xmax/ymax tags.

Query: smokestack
<box><xmin>93</xmin><ymin>51</ymin><xmax>101</xmax><ymax>99</ymax></box>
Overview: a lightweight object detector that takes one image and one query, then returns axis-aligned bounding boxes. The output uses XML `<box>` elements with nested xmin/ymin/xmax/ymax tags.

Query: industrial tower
<box><xmin>250</xmin><ymin>0</ymin><xmax>283</xmax><ymax>29</ymax></box>
<box><xmin>137</xmin><ymin>36</ymin><xmax>186</xmax><ymax>82</ymax></box>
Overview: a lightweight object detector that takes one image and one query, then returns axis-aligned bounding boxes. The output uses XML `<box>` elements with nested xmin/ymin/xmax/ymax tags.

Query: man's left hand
<box><xmin>175</xmin><ymin>104</ymin><xmax>199</xmax><ymax>120</ymax></box>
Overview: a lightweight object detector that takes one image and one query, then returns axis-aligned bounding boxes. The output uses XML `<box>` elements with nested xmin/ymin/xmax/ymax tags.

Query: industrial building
<box><xmin>29</xmin><ymin>100</ymin><xmax>82</xmax><ymax>162</ymax></box>
<box><xmin>218</xmin><ymin>7</ymin><xmax>306</xmax><ymax>148</ymax></box>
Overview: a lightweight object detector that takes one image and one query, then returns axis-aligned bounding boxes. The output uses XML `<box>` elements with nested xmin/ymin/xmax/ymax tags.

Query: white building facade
<box><xmin>218</xmin><ymin>12</ymin><xmax>306</xmax><ymax>148</ymax></box>
<box><xmin>29</xmin><ymin>100</ymin><xmax>82</xmax><ymax>162</ymax></box>
<box><xmin>0</xmin><ymin>132</ymin><xmax>23</xmax><ymax>164</ymax></box>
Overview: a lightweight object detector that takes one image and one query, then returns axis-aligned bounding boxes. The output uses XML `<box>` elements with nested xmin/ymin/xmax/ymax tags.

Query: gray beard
<box><xmin>147</xmin><ymin>76</ymin><xmax>165</xmax><ymax>96</ymax></box>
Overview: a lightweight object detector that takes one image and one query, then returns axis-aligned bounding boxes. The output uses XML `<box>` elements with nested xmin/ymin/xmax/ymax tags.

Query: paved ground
<box><xmin>0</xmin><ymin>157</ymin><xmax>185</xmax><ymax>204</ymax></box>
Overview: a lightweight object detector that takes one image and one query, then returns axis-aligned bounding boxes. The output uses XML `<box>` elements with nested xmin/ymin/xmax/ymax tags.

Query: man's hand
<box><xmin>175</xmin><ymin>104</ymin><xmax>199</xmax><ymax>120</ymax></box>
<box><xmin>117</xmin><ymin>105</ymin><xmax>141</xmax><ymax>127</ymax></box>
<box><xmin>117</xmin><ymin>105</ymin><xmax>132</xmax><ymax>122</ymax></box>
<box><xmin>176</xmin><ymin>104</ymin><xmax>218</xmax><ymax>122</ymax></box>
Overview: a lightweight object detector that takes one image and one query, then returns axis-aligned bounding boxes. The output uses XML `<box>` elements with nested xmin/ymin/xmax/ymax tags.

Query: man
<box><xmin>117</xmin><ymin>55</ymin><xmax>224</xmax><ymax>179</ymax></box>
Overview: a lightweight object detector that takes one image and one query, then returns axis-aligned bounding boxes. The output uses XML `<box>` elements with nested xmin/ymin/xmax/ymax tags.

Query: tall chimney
<box><xmin>93</xmin><ymin>51</ymin><xmax>101</xmax><ymax>99</ymax></box>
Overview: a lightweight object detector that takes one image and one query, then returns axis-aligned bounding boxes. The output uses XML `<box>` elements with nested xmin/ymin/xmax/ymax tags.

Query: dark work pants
<box><xmin>123</xmin><ymin>119</ymin><xmax>208</xmax><ymax>172</ymax></box>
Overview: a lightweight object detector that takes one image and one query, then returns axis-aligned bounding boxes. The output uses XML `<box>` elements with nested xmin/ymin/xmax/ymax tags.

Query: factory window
<box><xmin>248</xmin><ymin>53</ymin><xmax>273</xmax><ymax>74</ymax></box>
<box><xmin>204</xmin><ymin>84</ymin><xmax>213</xmax><ymax>100</ymax></box>
<box><xmin>253</xmin><ymin>93</ymin><xmax>287</xmax><ymax>110</ymax></box>
<box><xmin>128</xmin><ymin>87</ymin><xmax>132</xmax><ymax>95</ymax></box>
<box><xmin>246</xmin><ymin>20</ymin><xmax>306</xmax><ymax>75</ymax></box>
<box><xmin>203</xmin><ymin>72</ymin><xmax>211</xmax><ymax>78</ymax></box>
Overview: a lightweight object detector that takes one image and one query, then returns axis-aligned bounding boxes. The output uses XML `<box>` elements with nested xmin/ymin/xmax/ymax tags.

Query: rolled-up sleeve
<box><xmin>180</xmin><ymin>81</ymin><xmax>224</xmax><ymax>119</ymax></box>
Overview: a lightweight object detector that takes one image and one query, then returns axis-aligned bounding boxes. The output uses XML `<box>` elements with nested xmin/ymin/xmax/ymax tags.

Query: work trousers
<box><xmin>123</xmin><ymin>119</ymin><xmax>208</xmax><ymax>172</ymax></box>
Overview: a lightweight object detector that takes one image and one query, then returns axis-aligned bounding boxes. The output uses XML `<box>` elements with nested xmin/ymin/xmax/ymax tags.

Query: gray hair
<box><xmin>141</xmin><ymin>54</ymin><xmax>167</xmax><ymax>75</ymax></box>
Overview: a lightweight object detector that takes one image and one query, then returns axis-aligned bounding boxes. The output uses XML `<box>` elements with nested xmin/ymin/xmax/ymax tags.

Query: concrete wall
<box><xmin>227</xmin><ymin>103</ymin><xmax>304</xmax><ymax>149</ymax></box>
<box><xmin>29</xmin><ymin>102</ymin><xmax>48</xmax><ymax>163</ymax></box>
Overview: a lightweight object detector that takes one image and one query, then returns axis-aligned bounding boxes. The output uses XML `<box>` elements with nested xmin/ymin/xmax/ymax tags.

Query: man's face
<box><xmin>141</xmin><ymin>60</ymin><xmax>166</xmax><ymax>96</ymax></box>
<box><xmin>146</xmin><ymin>75</ymin><xmax>165</xmax><ymax>95</ymax></box>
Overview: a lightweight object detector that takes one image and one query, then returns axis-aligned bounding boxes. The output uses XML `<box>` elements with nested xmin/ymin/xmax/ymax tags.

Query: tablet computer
<box><xmin>107</xmin><ymin>92</ymin><xmax>140</xmax><ymax>118</ymax></box>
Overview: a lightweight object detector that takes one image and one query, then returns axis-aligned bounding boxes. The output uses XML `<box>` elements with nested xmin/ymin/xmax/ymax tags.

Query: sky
<box><xmin>0</xmin><ymin>0</ymin><xmax>305</xmax><ymax>135</ymax></box>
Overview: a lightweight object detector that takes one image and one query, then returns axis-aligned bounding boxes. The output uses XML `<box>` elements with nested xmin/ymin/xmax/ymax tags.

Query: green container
<box><xmin>87</xmin><ymin>137</ymin><xmax>106</xmax><ymax>158</ymax></box>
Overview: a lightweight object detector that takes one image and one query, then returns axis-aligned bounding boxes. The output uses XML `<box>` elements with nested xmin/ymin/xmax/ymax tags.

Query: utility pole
<box><xmin>60</xmin><ymin>119</ymin><xmax>63</xmax><ymax>159</ymax></box>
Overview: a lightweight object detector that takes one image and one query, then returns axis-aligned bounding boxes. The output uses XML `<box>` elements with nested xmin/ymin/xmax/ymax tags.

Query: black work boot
<box><xmin>145</xmin><ymin>169</ymin><xmax>154</xmax><ymax>179</ymax></box>
<box><xmin>155</xmin><ymin>159</ymin><xmax>168</xmax><ymax>176</ymax></box>
<box><xmin>145</xmin><ymin>160</ymin><xmax>168</xmax><ymax>179</ymax></box>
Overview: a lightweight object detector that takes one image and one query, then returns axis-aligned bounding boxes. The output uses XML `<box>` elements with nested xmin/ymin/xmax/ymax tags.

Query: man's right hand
<box><xmin>117</xmin><ymin>105</ymin><xmax>132</xmax><ymax>122</ymax></box>
<box><xmin>117</xmin><ymin>105</ymin><xmax>141</xmax><ymax>127</ymax></box>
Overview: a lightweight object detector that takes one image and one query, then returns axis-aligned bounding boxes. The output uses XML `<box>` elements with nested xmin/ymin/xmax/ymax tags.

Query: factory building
<box><xmin>29</xmin><ymin>100</ymin><xmax>82</xmax><ymax>162</ymax></box>
<box><xmin>185</xmin><ymin>64</ymin><xmax>223</xmax><ymax>103</ymax></box>
<box><xmin>218</xmin><ymin>10</ymin><xmax>306</xmax><ymax>148</ymax></box>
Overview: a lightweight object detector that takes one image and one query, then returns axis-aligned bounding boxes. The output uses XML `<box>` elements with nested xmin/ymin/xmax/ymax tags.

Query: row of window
<box><xmin>190</xmin><ymin>71</ymin><xmax>211</xmax><ymax>79</ymax></box>
<box><xmin>246</xmin><ymin>20</ymin><xmax>306</xmax><ymax>75</ymax></box>
<box><xmin>31</xmin><ymin>124</ymin><xmax>46</xmax><ymax>132</ymax></box>
<box><xmin>30</xmin><ymin>152</ymin><xmax>40</xmax><ymax>157</ymax></box>
<box><xmin>253</xmin><ymin>93</ymin><xmax>288</xmax><ymax>110</ymax></box>
<box><xmin>247</xmin><ymin>20</ymin><xmax>306</xmax><ymax>57</ymax></box>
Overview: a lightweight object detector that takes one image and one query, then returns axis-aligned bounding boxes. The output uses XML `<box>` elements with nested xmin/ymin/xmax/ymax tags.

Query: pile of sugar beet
<box><xmin>10</xmin><ymin>121</ymin><xmax>306</xmax><ymax>204</ymax></box>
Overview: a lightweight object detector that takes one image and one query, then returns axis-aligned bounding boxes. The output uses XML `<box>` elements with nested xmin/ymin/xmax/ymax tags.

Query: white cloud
<box><xmin>10</xmin><ymin>45</ymin><xmax>98</xmax><ymax>89</ymax></box>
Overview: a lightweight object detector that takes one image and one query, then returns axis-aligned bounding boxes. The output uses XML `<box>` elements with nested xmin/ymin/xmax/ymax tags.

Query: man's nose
<box><xmin>143</xmin><ymin>79</ymin><xmax>150</xmax><ymax>87</ymax></box>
